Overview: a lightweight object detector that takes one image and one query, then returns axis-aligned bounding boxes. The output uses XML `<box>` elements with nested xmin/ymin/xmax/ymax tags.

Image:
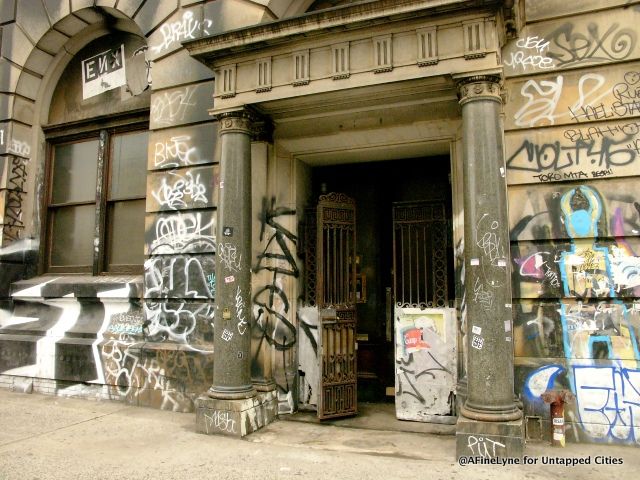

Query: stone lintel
<box><xmin>195</xmin><ymin>390</ymin><xmax>277</xmax><ymax>438</ymax></box>
<box><xmin>456</xmin><ymin>416</ymin><xmax>524</xmax><ymax>460</ymax></box>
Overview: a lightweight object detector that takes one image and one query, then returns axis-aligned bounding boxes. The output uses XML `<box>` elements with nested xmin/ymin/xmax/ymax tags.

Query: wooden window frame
<box><xmin>42</xmin><ymin>112</ymin><xmax>149</xmax><ymax>276</ymax></box>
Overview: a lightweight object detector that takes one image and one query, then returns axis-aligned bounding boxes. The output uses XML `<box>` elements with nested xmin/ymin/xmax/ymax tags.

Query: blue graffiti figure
<box><xmin>554</xmin><ymin>186</ymin><xmax>640</xmax><ymax>443</ymax></box>
<box><xmin>526</xmin><ymin>185</ymin><xmax>640</xmax><ymax>444</ymax></box>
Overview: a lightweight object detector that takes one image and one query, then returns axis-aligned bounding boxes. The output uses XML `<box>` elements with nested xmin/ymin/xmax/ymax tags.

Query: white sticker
<box><xmin>470</xmin><ymin>258</ymin><xmax>480</xmax><ymax>266</ymax></box>
<box><xmin>497</xmin><ymin>259</ymin><xmax>507</xmax><ymax>267</ymax></box>
<box><xmin>471</xmin><ymin>335</ymin><xmax>484</xmax><ymax>350</ymax></box>
<box><xmin>219</xmin><ymin>181</ymin><xmax>224</xmax><ymax>189</ymax></box>
<box><xmin>505</xmin><ymin>303</ymin><xmax>512</xmax><ymax>308</ymax></box>
<box><xmin>553</xmin><ymin>432</ymin><xmax>564</xmax><ymax>440</ymax></box>
<box><xmin>224</xmin><ymin>275</ymin><xmax>235</xmax><ymax>283</ymax></box>
<box><xmin>505</xmin><ymin>336</ymin><xmax>511</xmax><ymax>342</ymax></box>
<box><xmin>499</xmin><ymin>167</ymin><xmax>505</xmax><ymax>177</ymax></box>
<box><xmin>552</xmin><ymin>417</ymin><xmax>564</xmax><ymax>425</ymax></box>
<box><xmin>472</xmin><ymin>325</ymin><xmax>482</xmax><ymax>335</ymax></box>
<box><xmin>504</xmin><ymin>320</ymin><xmax>511</xmax><ymax>332</ymax></box>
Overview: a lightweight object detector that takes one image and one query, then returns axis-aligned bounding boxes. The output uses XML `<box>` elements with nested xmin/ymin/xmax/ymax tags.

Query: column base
<box><xmin>195</xmin><ymin>390</ymin><xmax>278</xmax><ymax>438</ymax></box>
<box><xmin>456</xmin><ymin>416</ymin><xmax>524</xmax><ymax>460</ymax></box>
<box><xmin>208</xmin><ymin>384</ymin><xmax>257</xmax><ymax>400</ymax></box>
<box><xmin>252</xmin><ymin>379</ymin><xmax>277</xmax><ymax>392</ymax></box>
<box><xmin>459</xmin><ymin>400</ymin><xmax>522</xmax><ymax>422</ymax></box>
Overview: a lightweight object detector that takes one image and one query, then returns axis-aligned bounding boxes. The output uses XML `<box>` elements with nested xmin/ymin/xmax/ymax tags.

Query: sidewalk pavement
<box><xmin>0</xmin><ymin>388</ymin><xmax>637</xmax><ymax>480</ymax></box>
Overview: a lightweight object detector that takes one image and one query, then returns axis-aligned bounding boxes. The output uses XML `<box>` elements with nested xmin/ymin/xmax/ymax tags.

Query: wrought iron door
<box><xmin>392</xmin><ymin>201</ymin><xmax>450</xmax><ymax>308</ymax></box>
<box><xmin>316</xmin><ymin>193</ymin><xmax>357</xmax><ymax>419</ymax></box>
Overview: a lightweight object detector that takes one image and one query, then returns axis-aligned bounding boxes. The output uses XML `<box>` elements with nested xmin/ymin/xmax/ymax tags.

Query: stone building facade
<box><xmin>0</xmin><ymin>0</ymin><xmax>638</xmax><ymax>456</ymax></box>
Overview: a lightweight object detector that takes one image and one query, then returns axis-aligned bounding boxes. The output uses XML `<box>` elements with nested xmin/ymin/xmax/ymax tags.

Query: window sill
<box><xmin>10</xmin><ymin>275</ymin><xmax>143</xmax><ymax>299</ymax></box>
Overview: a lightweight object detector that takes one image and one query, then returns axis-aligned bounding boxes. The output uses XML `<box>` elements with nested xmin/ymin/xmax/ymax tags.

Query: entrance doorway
<box><xmin>304</xmin><ymin>156</ymin><xmax>454</xmax><ymax>411</ymax></box>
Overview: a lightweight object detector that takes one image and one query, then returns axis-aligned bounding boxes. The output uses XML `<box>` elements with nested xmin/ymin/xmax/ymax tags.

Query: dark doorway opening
<box><xmin>309</xmin><ymin>156</ymin><xmax>454</xmax><ymax>402</ymax></box>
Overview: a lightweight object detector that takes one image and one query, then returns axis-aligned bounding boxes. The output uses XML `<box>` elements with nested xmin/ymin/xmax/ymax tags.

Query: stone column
<box><xmin>209</xmin><ymin>109</ymin><xmax>256</xmax><ymax>399</ymax></box>
<box><xmin>455</xmin><ymin>75</ymin><xmax>523</xmax><ymax>459</ymax></box>
<box><xmin>196</xmin><ymin>107</ymin><xmax>277</xmax><ymax>437</ymax></box>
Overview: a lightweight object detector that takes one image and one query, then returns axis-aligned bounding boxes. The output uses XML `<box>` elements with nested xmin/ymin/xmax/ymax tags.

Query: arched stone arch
<box><xmin>1</xmin><ymin>0</ymin><xmax>321</xmax><ymax>253</ymax></box>
<box><xmin>1</xmin><ymin>3</ymin><xmax>172</xmax><ymax>252</ymax></box>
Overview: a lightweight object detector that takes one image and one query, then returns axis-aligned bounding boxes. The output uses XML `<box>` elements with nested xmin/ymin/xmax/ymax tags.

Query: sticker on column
<box><xmin>223</xmin><ymin>226</ymin><xmax>233</xmax><ymax>237</ymax></box>
<box><xmin>222</xmin><ymin>308</ymin><xmax>231</xmax><ymax>319</ymax></box>
<box><xmin>219</xmin><ymin>181</ymin><xmax>224</xmax><ymax>189</ymax></box>
<box><xmin>499</xmin><ymin>167</ymin><xmax>505</xmax><ymax>177</ymax></box>
<box><xmin>504</xmin><ymin>320</ymin><xmax>511</xmax><ymax>332</ymax></box>
<box><xmin>497</xmin><ymin>259</ymin><xmax>506</xmax><ymax>267</ymax></box>
<box><xmin>221</xmin><ymin>328</ymin><xmax>234</xmax><ymax>341</ymax></box>
<box><xmin>471</xmin><ymin>335</ymin><xmax>484</xmax><ymax>350</ymax></box>
<box><xmin>472</xmin><ymin>325</ymin><xmax>482</xmax><ymax>335</ymax></box>
<box><xmin>505</xmin><ymin>336</ymin><xmax>511</xmax><ymax>342</ymax></box>
<box><xmin>225</xmin><ymin>275</ymin><xmax>235</xmax><ymax>283</ymax></box>
<box><xmin>237</xmin><ymin>351</ymin><xmax>244</xmax><ymax>359</ymax></box>
<box><xmin>470</xmin><ymin>258</ymin><xmax>480</xmax><ymax>266</ymax></box>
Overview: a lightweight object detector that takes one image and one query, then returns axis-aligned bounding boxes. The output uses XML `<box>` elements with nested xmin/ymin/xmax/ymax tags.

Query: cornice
<box><xmin>183</xmin><ymin>0</ymin><xmax>503</xmax><ymax>66</ymax></box>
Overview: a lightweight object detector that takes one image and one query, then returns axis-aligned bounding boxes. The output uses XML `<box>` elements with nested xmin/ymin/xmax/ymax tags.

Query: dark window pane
<box><xmin>52</xmin><ymin>140</ymin><xmax>99</xmax><ymax>204</ymax></box>
<box><xmin>50</xmin><ymin>205</ymin><xmax>96</xmax><ymax>267</ymax></box>
<box><xmin>107</xmin><ymin>199</ymin><xmax>145</xmax><ymax>267</ymax></box>
<box><xmin>110</xmin><ymin>131</ymin><xmax>148</xmax><ymax>200</ymax></box>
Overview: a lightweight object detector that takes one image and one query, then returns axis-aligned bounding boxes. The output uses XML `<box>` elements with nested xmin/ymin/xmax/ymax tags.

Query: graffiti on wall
<box><xmin>149</xmin><ymin>168</ymin><xmax>214</xmax><ymax>211</ymax></box>
<box><xmin>512</xmin><ymin>182</ymin><xmax>640</xmax><ymax>443</ymax></box>
<box><xmin>145</xmin><ymin>211</ymin><xmax>216</xmax><ymax>255</ymax></box>
<box><xmin>508</xmin><ymin>67</ymin><xmax>640</xmax><ymax>130</ymax></box>
<box><xmin>2</xmin><ymin>156</ymin><xmax>28</xmax><ymax>243</ymax></box>
<box><xmin>151</xmin><ymin>11</ymin><xmax>213</xmax><ymax>55</ymax></box>
<box><xmin>504</xmin><ymin>36</ymin><xmax>555</xmax><ymax>71</ymax></box>
<box><xmin>0</xmin><ymin>279</ymin><xmax>212</xmax><ymax>411</ymax></box>
<box><xmin>503</xmin><ymin>12</ymin><xmax>640</xmax><ymax>76</ymax></box>
<box><xmin>253</xmin><ymin>197</ymin><xmax>299</xmax><ymax>351</ymax></box>
<box><xmin>148</xmin><ymin>123</ymin><xmax>217</xmax><ymax>171</ymax></box>
<box><xmin>150</xmin><ymin>83</ymin><xmax>214</xmax><ymax>129</ymax></box>
<box><xmin>252</xmin><ymin>197</ymin><xmax>300</xmax><ymax>412</ymax></box>
<box><xmin>545</xmin><ymin>22</ymin><xmax>636</xmax><ymax>69</ymax></box>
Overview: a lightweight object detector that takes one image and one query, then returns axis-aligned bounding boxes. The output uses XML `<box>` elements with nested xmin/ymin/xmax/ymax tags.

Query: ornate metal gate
<box><xmin>316</xmin><ymin>193</ymin><xmax>357</xmax><ymax>419</ymax></box>
<box><xmin>392</xmin><ymin>200</ymin><xmax>450</xmax><ymax>308</ymax></box>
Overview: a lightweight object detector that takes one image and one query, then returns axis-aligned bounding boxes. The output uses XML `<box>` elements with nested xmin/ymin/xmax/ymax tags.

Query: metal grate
<box><xmin>393</xmin><ymin>201</ymin><xmax>449</xmax><ymax>308</ymax></box>
<box><xmin>302</xmin><ymin>206</ymin><xmax>318</xmax><ymax>307</ymax></box>
<box><xmin>317</xmin><ymin>192</ymin><xmax>356</xmax><ymax>308</ymax></box>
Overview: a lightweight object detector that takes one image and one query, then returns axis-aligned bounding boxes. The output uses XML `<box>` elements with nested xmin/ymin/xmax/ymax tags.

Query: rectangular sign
<box><xmin>82</xmin><ymin>44</ymin><xmax>126</xmax><ymax>100</ymax></box>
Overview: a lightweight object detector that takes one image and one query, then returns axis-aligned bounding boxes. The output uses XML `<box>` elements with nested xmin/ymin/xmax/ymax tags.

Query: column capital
<box><xmin>216</xmin><ymin>107</ymin><xmax>273</xmax><ymax>142</ymax></box>
<box><xmin>217</xmin><ymin>108</ymin><xmax>254</xmax><ymax>135</ymax></box>
<box><xmin>455</xmin><ymin>75</ymin><xmax>502</xmax><ymax>106</ymax></box>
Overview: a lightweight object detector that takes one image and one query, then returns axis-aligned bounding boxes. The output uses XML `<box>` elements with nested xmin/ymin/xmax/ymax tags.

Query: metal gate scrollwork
<box><xmin>393</xmin><ymin>201</ymin><xmax>450</xmax><ymax>308</ymax></box>
<box><xmin>316</xmin><ymin>192</ymin><xmax>358</xmax><ymax>419</ymax></box>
